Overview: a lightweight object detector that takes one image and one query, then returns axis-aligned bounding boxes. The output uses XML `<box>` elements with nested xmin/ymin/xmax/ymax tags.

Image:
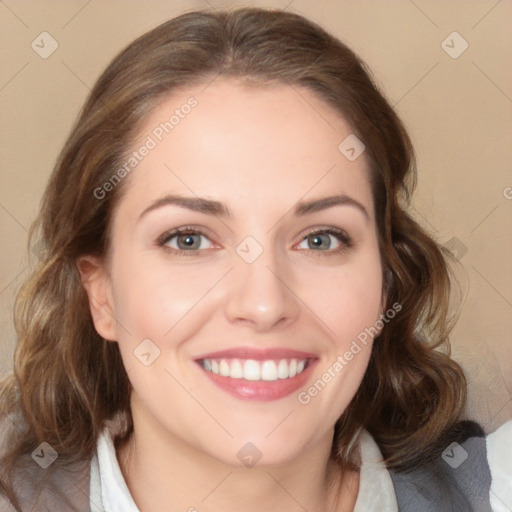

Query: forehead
<box><xmin>115</xmin><ymin>79</ymin><xmax>374</xmax><ymax>221</ymax></box>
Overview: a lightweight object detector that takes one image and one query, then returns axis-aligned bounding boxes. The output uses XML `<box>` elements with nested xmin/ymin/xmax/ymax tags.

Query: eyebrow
<box><xmin>138</xmin><ymin>193</ymin><xmax>369</xmax><ymax>221</ymax></box>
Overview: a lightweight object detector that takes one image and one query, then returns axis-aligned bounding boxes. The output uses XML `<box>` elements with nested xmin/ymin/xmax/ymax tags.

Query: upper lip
<box><xmin>195</xmin><ymin>347</ymin><xmax>318</xmax><ymax>361</ymax></box>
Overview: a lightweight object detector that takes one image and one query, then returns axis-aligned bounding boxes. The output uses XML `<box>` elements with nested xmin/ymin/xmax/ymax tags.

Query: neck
<box><xmin>116</xmin><ymin>409</ymin><xmax>359</xmax><ymax>512</ymax></box>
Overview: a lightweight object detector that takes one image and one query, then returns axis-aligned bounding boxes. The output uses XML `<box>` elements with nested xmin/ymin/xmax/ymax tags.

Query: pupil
<box><xmin>309</xmin><ymin>234</ymin><xmax>330</xmax><ymax>249</ymax></box>
<box><xmin>179</xmin><ymin>234</ymin><xmax>198</xmax><ymax>249</ymax></box>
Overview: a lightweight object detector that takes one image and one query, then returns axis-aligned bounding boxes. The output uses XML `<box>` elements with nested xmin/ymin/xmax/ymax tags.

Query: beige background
<box><xmin>1</xmin><ymin>0</ymin><xmax>511</xmax><ymax>432</ymax></box>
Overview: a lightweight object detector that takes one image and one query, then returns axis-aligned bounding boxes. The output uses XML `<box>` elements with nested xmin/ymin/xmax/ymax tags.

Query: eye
<box><xmin>157</xmin><ymin>227</ymin><xmax>215</xmax><ymax>255</ymax></box>
<box><xmin>157</xmin><ymin>226</ymin><xmax>352</xmax><ymax>257</ymax></box>
<box><xmin>296</xmin><ymin>227</ymin><xmax>352</xmax><ymax>254</ymax></box>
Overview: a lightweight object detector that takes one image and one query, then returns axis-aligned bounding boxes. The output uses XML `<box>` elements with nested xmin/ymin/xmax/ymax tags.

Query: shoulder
<box><xmin>2</xmin><ymin>454</ymin><xmax>91</xmax><ymax>511</ymax></box>
<box><xmin>389</xmin><ymin>420</ymin><xmax>494</xmax><ymax>512</ymax></box>
<box><xmin>0</xmin><ymin>415</ymin><xmax>91</xmax><ymax>512</ymax></box>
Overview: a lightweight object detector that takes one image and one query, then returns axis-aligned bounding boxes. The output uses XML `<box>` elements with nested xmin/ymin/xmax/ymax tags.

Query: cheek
<box><xmin>111</xmin><ymin>256</ymin><xmax>216</xmax><ymax>335</ymax></box>
<box><xmin>108</xmin><ymin>259</ymin><xmax>211</xmax><ymax>392</ymax></box>
<box><xmin>300</xmin><ymin>252</ymin><xmax>383</xmax><ymax>347</ymax></box>
<box><xmin>295</xmin><ymin>255</ymin><xmax>382</xmax><ymax>419</ymax></box>
<box><xmin>109</xmin><ymin>255</ymin><xmax>233</xmax><ymax>381</ymax></box>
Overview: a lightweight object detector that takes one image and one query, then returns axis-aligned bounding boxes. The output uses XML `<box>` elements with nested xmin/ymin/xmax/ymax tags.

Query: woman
<box><xmin>0</xmin><ymin>8</ymin><xmax>509</xmax><ymax>511</ymax></box>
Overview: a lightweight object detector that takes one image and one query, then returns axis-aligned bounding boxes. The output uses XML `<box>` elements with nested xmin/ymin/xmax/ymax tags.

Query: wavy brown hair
<box><xmin>0</xmin><ymin>7</ymin><xmax>466</xmax><ymax>509</ymax></box>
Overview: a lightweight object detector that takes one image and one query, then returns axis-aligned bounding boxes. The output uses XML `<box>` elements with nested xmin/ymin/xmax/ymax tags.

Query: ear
<box><xmin>77</xmin><ymin>256</ymin><xmax>118</xmax><ymax>341</ymax></box>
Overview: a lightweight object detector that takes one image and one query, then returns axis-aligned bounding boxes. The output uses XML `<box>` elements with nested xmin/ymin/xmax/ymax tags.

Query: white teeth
<box><xmin>219</xmin><ymin>359</ymin><xmax>230</xmax><ymax>377</ymax></box>
<box><xmin>261</xmin><ymin>360</ymin><xmax>278</xmax><ymax>381</ymax></box>
<box><xmin>277</xmin><ymin>359</ymin><xmax>289</xmax><ymax>379</ymax></box>
<box><xmin>230</xmin><ymin>359</ymin><xmax>244</xmax><ymax>379</ymax></box>
<box><xmin>288</xmin><ymin>359</ymin><xmax>297</xmax><ymax>378</ymax></box>
<box><xmin>243</xmin><ymin>360</ymin><xmax>261</xmax><ymax>381</ymax></box>
<box><xmin>201</xmin><ymin>357</ymin><xmax>309</xmax><ymax>381</ymax></box>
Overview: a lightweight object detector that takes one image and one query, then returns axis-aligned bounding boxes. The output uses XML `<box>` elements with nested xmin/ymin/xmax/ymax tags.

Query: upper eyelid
<box><xmin>158</xmin><ymin>225</ymin><xmax>214</xmax><ymax>240</ymax></box>
<box><xmin>158</xmin><ymin>225</ymin><xmax>351</xmax><ymax>249</ymax></box>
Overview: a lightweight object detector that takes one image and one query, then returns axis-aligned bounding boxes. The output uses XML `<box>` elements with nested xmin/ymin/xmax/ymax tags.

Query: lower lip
<box><xmin>197</xmin><ymin>360</ymin><xmax>317</xmax><ymax>401</ymax></box>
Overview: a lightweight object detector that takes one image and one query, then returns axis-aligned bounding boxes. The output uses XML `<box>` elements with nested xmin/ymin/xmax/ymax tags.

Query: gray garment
<box><xmin>1</xmin><ymin>429</ymin><xmax>493</xmax><ymax>511</ymax></box>
<box><xmin>0</xmin><ymin>453</ymin><xmax>90</xmax><ymax>512</ymax></box>
<box><xmin>390</xmin><ymin>436</ymin><xmax>493</xmax><ymax>511</ymax></box>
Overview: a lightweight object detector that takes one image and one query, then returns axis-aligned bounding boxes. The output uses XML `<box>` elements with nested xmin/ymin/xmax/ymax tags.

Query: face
<box><xmin>84</xmin><ymin>79</ymin><xmax>384</xmax><ymax>467</ymax></box>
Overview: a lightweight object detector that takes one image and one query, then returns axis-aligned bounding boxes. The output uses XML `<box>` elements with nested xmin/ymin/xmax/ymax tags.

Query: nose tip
<box><xmin>224</xmin><ymin>260</ymin><xmax>300</xmax><ymax>332</ymax></box>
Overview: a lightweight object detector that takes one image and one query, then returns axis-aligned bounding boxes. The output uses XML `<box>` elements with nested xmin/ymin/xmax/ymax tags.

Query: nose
<box><xmin>224</xmin><ymin>250</ymin><xmax>300</xmax><ymax>333</ymax></box>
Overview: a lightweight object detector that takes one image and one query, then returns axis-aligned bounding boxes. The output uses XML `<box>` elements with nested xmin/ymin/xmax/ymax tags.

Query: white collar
<box><xmin>353</xmin><ymin>430</ymin><xmax>398</xmax><ymax>511</ymax></box>
<box><xmin>90</xmin><ymin>427</ymin><xmax>398</xmax><ymax>511</ymax></box>
<box><xmin>90</xmin><ymin>429</ymin><xmax>139</xmax><ymax>512</ymax></box>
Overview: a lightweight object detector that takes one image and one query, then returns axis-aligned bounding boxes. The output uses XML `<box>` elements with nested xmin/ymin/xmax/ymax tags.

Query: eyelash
<box><xmin>156</xmin><ymin>226</ymin><xmax>353</xmax><ymax>258</ymax></box>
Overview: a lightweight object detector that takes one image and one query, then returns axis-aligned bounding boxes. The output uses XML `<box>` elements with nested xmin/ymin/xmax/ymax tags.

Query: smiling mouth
<box><xmin>198</xmin><ymin>357</ymin><xmax>311</xmax><ymax>381</ymax></box>
<box><xmin>194</xmin><ymin>348</ymin><xmax>318</xmax><ymax>401</ymax></box>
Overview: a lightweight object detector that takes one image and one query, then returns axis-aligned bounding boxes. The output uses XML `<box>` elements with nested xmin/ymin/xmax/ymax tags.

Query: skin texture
<box><xmin>79</xmin><ymin>79</ymin><xmax>384</xmax><ymax>511</ymax></box>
